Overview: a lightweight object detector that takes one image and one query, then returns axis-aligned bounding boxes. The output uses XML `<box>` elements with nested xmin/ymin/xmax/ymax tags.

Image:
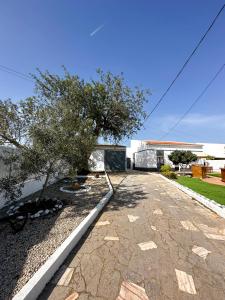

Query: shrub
<box><xmin>160</xmin><ymin>164</ymin><xmax>171</xmax><ymax>173</ymax></box>
<box><xmin>162</xmin><ymin>171</ymin><xmax>177</xmax><ymax>179</ymax></box>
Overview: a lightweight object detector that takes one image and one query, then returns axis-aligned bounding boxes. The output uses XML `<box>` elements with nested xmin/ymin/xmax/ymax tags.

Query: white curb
<box><xmin>13</xmin><ymin>173</ymin><xmax>113</xmax><ymax>300</ymax></box>
<box><xmin>158</xmin><ymin>174</ymin><xmax>225</xmax><ymax>219</ymax></box>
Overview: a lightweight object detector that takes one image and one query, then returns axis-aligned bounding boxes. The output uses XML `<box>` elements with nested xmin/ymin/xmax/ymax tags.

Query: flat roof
<box><xmin>95</xmin><ymin>144</ymin><xmax>126</xmax><ymax>149</ymax></box>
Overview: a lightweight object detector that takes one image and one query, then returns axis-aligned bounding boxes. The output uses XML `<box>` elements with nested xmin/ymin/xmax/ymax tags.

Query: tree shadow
<box><xmin>39</xmin><ymin>175</ymin><xmax>149</xmax><ymax>299</ymax></box>
<box><xmin>0</xmin><ymin>177</ymin><xmax>109</xmax><ymax>300</ymax></box>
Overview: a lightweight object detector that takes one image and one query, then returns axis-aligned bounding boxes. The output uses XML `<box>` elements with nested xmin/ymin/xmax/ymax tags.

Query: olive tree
<box><xmin>0</xmin><ymin>67</ymin><xmax>149</xmax><ymax>201</ymax></box>
<box><xmin>33</xmin><ymin>68</ymin><xmax>149</xmax><ymax>169</ymax></box>
<box><xmin>0</xmin><ymin>96</ymin><xmax>96</xmax><ymax>201</ymax></box>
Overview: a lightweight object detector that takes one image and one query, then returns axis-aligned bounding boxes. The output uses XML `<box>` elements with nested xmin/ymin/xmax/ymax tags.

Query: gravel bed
<box><xmin>0</xmin><ymin>176</ymin><xmax>108</xmax><ymax>300</ymax></box>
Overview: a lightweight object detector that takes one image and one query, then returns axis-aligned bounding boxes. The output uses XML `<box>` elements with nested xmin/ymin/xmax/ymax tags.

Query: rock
<box><xmin>45</xmin><ymin>209</ymin><xmax>50</xmax><ymax>215</ymax></box>
<box><xmin>34</xmin><ymin>213</ymin><xmax>40</xmax><ymax>218</ymax></box>
<box><xmin>53</xmin><ymin>208</ymin><xmax>56</xmax><ymax>211</ymax></box>
<box><xmin>38</xmin><ymin>210</ymin><xmax>44</xmax><ymax>214</ymax></box>
<box><xmin>17</xmin><ymin>216</ymin><xmax>24</xmax><ymax>220</ymax></box>
<box><xmin>58</xmin><ymin>205</ymin><xmax>62</xmax><ymax>209</ymax></box>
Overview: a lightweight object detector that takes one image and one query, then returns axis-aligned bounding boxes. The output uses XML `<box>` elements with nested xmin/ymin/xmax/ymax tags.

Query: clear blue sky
<box><xmin>0</xmin><ymin>0</ymin><xmax>225</xmax><ymax>145</ymax></box>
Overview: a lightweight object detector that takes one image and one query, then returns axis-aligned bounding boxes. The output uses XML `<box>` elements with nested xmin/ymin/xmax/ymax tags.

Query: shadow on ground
<box><xmin>0</xmin><ymin>178</ymin><xmax>108</xmax><ymax>299</ymax></box>
<box><xmin>39</xmin><ymin>174</ymin><xmax>149</xmax><ymax>299</ymax></box>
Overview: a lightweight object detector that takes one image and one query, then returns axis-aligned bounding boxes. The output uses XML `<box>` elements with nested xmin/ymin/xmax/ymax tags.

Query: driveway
<box><xmin>40</xmin><ymin>172</ymin><xmax>225</xmax><ymax>300</ymax></box>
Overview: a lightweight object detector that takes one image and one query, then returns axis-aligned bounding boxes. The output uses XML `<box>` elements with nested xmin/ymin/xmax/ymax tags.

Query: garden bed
<box><xmin>0</xmin><ymin>176</ymin><xmax>109</xmax><ymax>299</ymax></box>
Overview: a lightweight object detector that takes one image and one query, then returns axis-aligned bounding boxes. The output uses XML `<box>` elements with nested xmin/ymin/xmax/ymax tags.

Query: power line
<box><xmin>0</xmin><ymin>64</ymin><xmax>33</xmax><ymax>82</ymax></box>
<box><xmin>145</xmin><ymin>3</ymin><xmax>225</xmax><ymax>121</ymax></box>
<box><xmin>159</xmin><ymin>63</ymin><xmax>225</xmax><ymax>140</ymax></box>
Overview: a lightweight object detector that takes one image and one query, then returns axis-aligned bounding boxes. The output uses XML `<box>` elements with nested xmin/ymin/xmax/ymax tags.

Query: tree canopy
<box><xmin>0</xmin><ymin>68</ymin><xmax>149</xmax><ymax>201</ymax></box>
<box><xmin>168</xmin><ymin>150</ymin><xmax>198</xmax><ymax>167</ymax></box>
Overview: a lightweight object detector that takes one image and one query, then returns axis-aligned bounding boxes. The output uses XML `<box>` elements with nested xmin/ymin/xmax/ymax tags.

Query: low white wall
<box><xmin>89</xmin><ymin>149</ymin><xmax>105</xmax><ymax>171</ymax></box>
<box><xmin>0</xmin><ymin>175</ymin><xmax>58</xmax><ymax>209</ymax></box>
<box><xmin>135</xmin><ymin>149</ymin><xmax>157</xmax><ymax>169</ymax></box>
<box><xmin>206</xmin><ymin>160</ymin><xmax>225</xmax><ymax>171</ymax></box>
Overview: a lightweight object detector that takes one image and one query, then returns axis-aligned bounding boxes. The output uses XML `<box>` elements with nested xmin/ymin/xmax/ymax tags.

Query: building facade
<box><xmin>90</xmin><ymin>144</ymin><xmax>126</xmax><ymax>172</ymax></box>
<box><xmin>127</xmin><ymin>140</ymin><xmax>225</xmax><ymax>171</ymax></box>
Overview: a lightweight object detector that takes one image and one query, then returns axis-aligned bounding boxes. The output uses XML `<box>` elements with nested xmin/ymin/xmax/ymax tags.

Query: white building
<box><xmin>90</xmin><ymin>144</ymin><xmax>126</xmax><ymax>172</ymax></box>
<box><xmin>127</xmin><ymin>140</ymin><xmax>225</xmax><ymax>171</ymax></box>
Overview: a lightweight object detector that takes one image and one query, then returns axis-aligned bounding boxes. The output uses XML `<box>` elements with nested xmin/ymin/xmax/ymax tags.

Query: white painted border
<box><xmin>13</xmin><ymin>172</ymin><xmax>113</xmax><ymax>300</ymax></box>
<box><xmin>158</xmin><ymin>174</ymin><xmax>225</xmax><ymax>219</ymax></box>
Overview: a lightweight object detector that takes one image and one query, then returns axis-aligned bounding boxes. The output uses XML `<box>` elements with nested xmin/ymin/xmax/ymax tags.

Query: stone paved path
<box><xmin>40</xmin><ymin>173</ymin><xmax>225</xmax><ymax>300</ymax></box>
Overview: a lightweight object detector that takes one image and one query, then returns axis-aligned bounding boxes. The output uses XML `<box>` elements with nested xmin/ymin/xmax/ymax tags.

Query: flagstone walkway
<box><xmin>40</xmin><ymin>172</ymin><xmax>225</xmax><ymax>300</ymax></box>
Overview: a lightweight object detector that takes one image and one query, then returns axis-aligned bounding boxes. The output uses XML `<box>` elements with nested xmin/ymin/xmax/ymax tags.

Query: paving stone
<box><xmin>153</xmin><ymin>209</ymin><xmax>163</xmax><ymax>215</ymax></box>
<box><xmin>204</xmin><ymin>233</ymin><xmax>225</xmax><ymax>240</ymax></box>
<box><xmin>39</xmin><ymin>173</ymin><xmax>225</xmax><ymax>300</ymax></box>
<box><xmin>151</xmin><ymin>225</ymin><xmax>157</xmax><ymax>231</ymax></box>
<box><xmin>175</xmin><ymin>269</ymin><xmax>196</xmax><ymax>295</ymax></box>
<box><xmin>128</xmin><ymin>214</ymin><xmax>140</xmax><ymax>222</ymax></box>
<box><xmin>65</xmin><ymin>291</ymin><xmax>79</xmax><ymax>300</ymax></box>
<box><xmin>96</xmin><ymin>220</ymin><xmax>110</xmax><ymax>226</ymax></box>
<box><xmin>57</xmin><ymin>267</ymin><xmax>74</xmax><ymax>286</ymax></box>
<box><xmin>180</xmin><ymin>220</ymin><xmax>199</xmax><ymax>231</ymax></box>
<box><xmin>116</xmin><ymin>281</ymin><xmax>149</xmax><ymax>300</ymax></box>
<box><xmin>138</xmin><ymin>241</ymin><xmax>157</xmax><ymax>251</ymax></box>
<box><xmin>192</xmin><ymin>245</ymin><xmax>211</xmax><ymax>259</ymax></box>
<box><xmin>104</xmin><ymin>236</ymin><xmax>119</xmax><ymax>241</ymax></box>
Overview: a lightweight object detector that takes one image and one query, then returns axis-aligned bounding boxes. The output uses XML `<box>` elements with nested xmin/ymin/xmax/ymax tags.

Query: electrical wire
<box><xmin>145</xmin><ymin>3</ymin><xmax>225</xmax><ymax>121</ymax></box>
<box><xmin>159</xmin><ymin>63</ymin><xmax>225</xmax><ymax>140</ymax></box>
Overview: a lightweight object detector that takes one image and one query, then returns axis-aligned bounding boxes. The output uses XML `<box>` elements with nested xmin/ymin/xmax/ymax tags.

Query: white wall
<box><xmin>164</xmin><ymin>151</ymin><xmax>174</xmax><ymax>167</ymax></box>
<box><xmin>0</xmin><ymin>175</ymin><xmax>58</xmax><ymax>209</ymax></box>
<box><xmin>200</xmin><ymin>143</ymin><xmax>225</xmax><ymax>159</ymax></box>
<box><xmin>89</xmin><ymin>149</ymin><xmax>105</xmax><ymax>171</ymax></box>
<box><xmin>135</xmin><ymin>149</ymin><xmax>157</xmax><ymax>169</ymax></box>
<box><xmin>205</xmin><ymin>160</ymin><xmax>225</xmax><ymax>171</ymax></box>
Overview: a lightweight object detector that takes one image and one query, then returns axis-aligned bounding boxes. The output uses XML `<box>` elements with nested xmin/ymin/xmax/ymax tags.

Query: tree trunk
<box><xmin>38</xmin><ymin>164</ymin><xmax>52</xmax><ymax>200</ymax></box>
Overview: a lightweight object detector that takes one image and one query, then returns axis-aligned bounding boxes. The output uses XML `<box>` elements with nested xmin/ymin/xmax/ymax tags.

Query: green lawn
<box><xmin>209</xmin><ymin>172</ymin><xmax>221</xmax><ymax>178</ymax></box>
<box><xmin>176</xmin><ymin>176</ymin><xmax>225</xmax><ymax>205</ymax></box>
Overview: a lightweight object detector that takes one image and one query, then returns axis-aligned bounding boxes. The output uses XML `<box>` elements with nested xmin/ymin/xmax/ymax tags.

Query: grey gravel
<box><xmin>0</xmin><ymin>176</ymin><xmax>108</xmax><ymax>300</ymax></box>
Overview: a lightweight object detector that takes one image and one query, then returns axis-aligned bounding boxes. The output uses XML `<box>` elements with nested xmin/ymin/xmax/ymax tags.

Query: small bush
<box><xmin>162</xmin><ymin>171</ymin><xmax>177</xmax><ymax>179</ymax></box>
<box><xmin>160</xmin><ymin>164</ymin><xmax>171</xmax><ymax>173</ymax></box>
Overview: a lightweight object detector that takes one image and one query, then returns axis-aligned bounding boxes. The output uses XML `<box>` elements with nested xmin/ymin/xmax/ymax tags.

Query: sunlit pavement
<box><xmin>40</xmin><ymin>172</ymin><xmax>225</xmax><ymax>300</ymax></box>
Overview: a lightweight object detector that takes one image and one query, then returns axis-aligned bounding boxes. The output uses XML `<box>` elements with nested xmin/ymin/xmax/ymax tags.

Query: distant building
<box><xmin>127</xmin><ymin>140</ymin><xmax>225</xmax><ymax>171</ymax></box>
<box><xmin>90</xmin><ymin>144</ymin><xmax>126</xmax><ymax>172</ymax></box>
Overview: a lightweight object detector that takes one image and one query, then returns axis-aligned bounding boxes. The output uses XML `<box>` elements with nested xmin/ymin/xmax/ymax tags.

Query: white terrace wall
<box><xmin>0</xmin><ymin>175</ymin><xmax>59</xmax><ymax>209</ymax></box>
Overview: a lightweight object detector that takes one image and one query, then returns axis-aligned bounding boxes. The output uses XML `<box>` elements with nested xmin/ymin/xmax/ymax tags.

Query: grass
<box><xmin>176</xmin><ymin>176</ymin><xmax>225</xmax><ymax>205</ymax></box>
<box><xmin>209</xmin><ymin>172</ymin><xmax>221</xmax><ymax>178</ymax></box>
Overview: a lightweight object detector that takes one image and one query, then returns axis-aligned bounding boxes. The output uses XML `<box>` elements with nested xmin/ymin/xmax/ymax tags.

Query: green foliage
<box><xmin>0</xmin><ymin>68</ymin><xmax>149</xmax><ymax>202</ymax></box>
<box><xmin>206</xmin><ymin>155</ymin><xmax>215</xmax><ymax>160</ymax></box>
<box><xmin>162</xmin><ymin>171</ymin><xmax>177</xmax><ymax>179</ymax></box>
<box><xmin>160</xmin><ymin>164</ymin><xmax>171</xmax><ymax>173</ymax></box>
<box><xmin>168</xmin><ymin>150</ymin><xmax>197</xmax><ymax>167</ymax></box>
<box><xmin>33</xmin><ymin>68</ymin><xmax>149</xmax><ymax>143</ymax></box>
<box><xmin>210</xmin><ymin>172</ymin><xmax>221</xmax><ymax>178</ymax></box>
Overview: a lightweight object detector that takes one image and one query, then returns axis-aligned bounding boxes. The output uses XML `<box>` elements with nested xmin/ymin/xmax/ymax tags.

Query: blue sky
<box><xmin>0</xmin><ymin>0</ymin><xmax>225</xmax><ymax>145</ymax></box>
